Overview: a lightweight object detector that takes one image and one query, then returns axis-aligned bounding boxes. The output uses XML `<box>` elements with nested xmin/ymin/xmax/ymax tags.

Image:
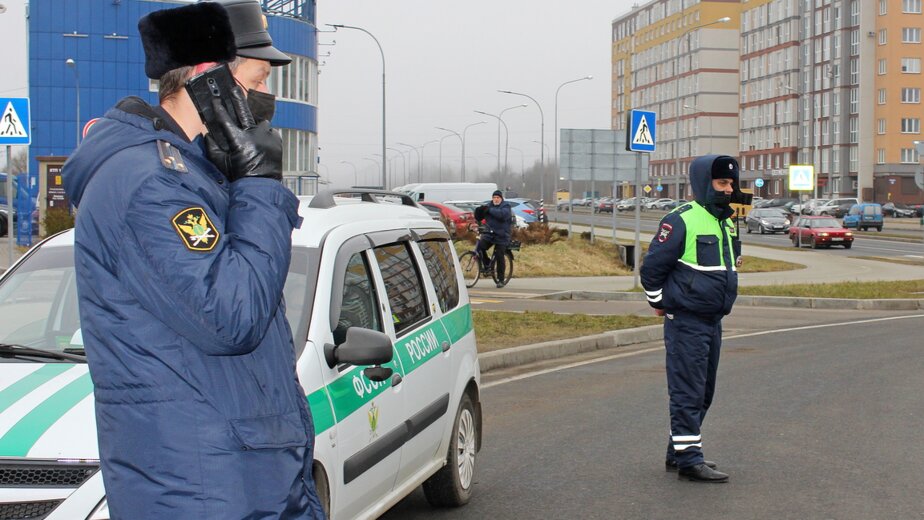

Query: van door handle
<box><xmin>441</xmin><ymin>341</ymin><xmax>451</xmax><ymax>352</ymax></box>
<box><xmin>391</xmin><ymin>373</ymin><xmax>403</xmax><ymax>386</ymax></box>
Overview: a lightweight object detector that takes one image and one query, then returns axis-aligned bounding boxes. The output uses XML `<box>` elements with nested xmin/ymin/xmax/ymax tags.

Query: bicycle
<box><xmin>458</xmin><ymin>226</ymin><xmax>519</xmax><ymax>289</ymax></box>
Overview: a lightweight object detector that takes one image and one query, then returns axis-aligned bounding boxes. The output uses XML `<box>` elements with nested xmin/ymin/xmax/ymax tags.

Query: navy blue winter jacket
<box><xmin>481</xmin><ymin>200</ymin><xmax>514</xmax><ymax>244</ymax></box>
<box><xmin>62</xmin><ymin>99</ymin><xmax>325</xmax><ymax>519</ymax></box>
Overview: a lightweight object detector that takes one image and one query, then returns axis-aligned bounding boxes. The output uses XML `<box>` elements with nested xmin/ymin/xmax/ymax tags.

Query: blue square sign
<box><xmin>0</xmin><ymin>98</ymin><xmax>31</xmax><ymax>145</ymax></box>
<box><xmin>626</xmin><ymin>109</ymin><xmax>656</xmax><ymax>153</ymax></box>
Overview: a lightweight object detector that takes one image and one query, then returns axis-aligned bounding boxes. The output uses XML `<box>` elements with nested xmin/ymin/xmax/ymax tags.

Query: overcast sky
<box><xmin>317</xmin><ymin>0</ymin><xmax>636</xmax><ymax>187</ymax></box>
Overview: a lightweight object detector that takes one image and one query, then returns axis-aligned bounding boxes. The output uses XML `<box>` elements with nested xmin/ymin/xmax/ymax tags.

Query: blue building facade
<box><xmin>28</xmin><ymin>0</ymin><xmax>319</xmax><ymax>195</ymax></box>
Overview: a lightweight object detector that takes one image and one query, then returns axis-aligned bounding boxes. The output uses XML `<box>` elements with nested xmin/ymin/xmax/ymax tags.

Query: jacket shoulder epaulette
<box><xmin>156</xmin><ymin>140</ymin><xmax>188</xmax><ymax>173</ymax></box>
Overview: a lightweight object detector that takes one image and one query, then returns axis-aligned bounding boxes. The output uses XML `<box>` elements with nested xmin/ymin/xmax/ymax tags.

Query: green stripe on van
<box><xmin>0</xmin><ymin>373</ymin><xmax>94</xmax><ymax>457</ymax></box>
<box><xmin>442</xmin><ymin>304</ymin><xmax>473</xmax><ymax>344</ymax></box>
<box><xmin>307</xmin><ymin>386</ymin><xmax>335</xmax><ymax>434</ymax></box>
<box><xmin>0</xmin><ymin>364</ymin><xmax>74</xmax><ymax>415</ymax></box>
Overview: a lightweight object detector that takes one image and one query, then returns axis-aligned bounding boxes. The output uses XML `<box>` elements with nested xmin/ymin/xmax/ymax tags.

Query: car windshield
<box><xmin>810</xmin><ymin>218</ymin><xmax>840</xmax><ymax>228</ymax></box>
<box><xmin>0</xmin><ymin>244</ymin><xmax>317</xmax><ymax>360</ymax></box>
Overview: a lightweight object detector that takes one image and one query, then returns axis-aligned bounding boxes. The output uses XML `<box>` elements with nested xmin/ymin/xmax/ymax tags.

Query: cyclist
<box><xmin>474</xmin><ymin>190</ymin><xmax>514</xmax><ymax>288</ymax></box>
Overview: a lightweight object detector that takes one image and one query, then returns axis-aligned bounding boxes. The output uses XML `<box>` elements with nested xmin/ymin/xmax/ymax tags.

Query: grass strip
<box><xmin>473</xmin><ymin>310</ymin><xmax>662</xmax><ymax>352</ymax></box>
<box><xmin>738</xmin><ymin>279</ymin><xmax>924</xmax><ymax>299</ymax></box>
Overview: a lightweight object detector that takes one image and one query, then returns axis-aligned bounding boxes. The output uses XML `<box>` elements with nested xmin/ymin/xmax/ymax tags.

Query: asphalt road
<box><xmin>550</xmin><ymin>209</ymin><xmax>924</xmax><ymax>260</ymax></box>
<box><xmin>382</xmin><ymin>312</ymin><xmax>924</xmax><ymax>519</ymax></box>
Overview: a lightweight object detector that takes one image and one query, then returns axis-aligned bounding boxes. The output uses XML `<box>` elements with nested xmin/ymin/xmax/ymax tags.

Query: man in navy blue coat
<box><xmin>475</xmin><ymin>190</ymin><xmax>514</xmax><ymax>288</ymax></box>
<box><xmin>62</xmin><ymin>2</ymin><xmax>325</xmax><ymax>517</ymax></box>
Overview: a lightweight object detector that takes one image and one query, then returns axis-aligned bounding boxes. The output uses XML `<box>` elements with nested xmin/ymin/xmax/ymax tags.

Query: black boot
<box><xmin>665</xmin><ymin>459</ymin><xmax>716</xmax><ymax>472</ymax></box>
<box><xmin>677</xmin><ymin>463</ymin><xmax>729</xmax><ymax>483</ymax></box>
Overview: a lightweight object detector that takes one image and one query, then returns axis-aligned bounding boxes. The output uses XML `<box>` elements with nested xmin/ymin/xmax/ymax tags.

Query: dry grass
<box><xmin>738</xmin><ymin>279</ymin><xmax>924</xmax><ymax>299</ymax></box>
<box><xmin>472</xmin><ymin>310</ymin><xmax>662</xmax><ymax>351</ymax></box>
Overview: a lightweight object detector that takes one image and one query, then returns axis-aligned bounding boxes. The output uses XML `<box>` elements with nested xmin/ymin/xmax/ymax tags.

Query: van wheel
<box><xmin>312</xmin><ymin>463</ymin><xmax>331</xmax><ymax>518</ymax></box>
<box><xmin>877</xmin><ymin>226</ymin><xmax>882</xmax><ymax>232</ymax></box>
<box><xmin>423</xmin><ymin>393</ymin><xmax>478</xmax><ymax>507</ymax></box>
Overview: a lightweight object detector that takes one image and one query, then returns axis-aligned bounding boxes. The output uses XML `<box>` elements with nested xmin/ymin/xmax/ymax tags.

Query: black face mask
<box><xmin>247</xmin><ymin>89</ymin><xmax>276</xmax><ymax>124</ymax></box>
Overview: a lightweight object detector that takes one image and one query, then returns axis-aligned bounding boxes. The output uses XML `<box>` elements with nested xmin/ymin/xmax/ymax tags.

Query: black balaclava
<box><xmin>706</xmin><ymin>156</ymin><xmax>738</xmax><ymax>220</ymax></box>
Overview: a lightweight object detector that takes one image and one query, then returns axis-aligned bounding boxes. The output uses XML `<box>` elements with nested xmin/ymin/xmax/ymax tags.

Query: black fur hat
<box><xmin>138</xmin><ymin>2</ymin><xmax>237</xmax><ymax>80</ymax></box>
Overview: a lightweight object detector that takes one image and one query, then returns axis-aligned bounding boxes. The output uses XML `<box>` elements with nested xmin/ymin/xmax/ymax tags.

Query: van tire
<box><xmin>423</xmin><ymin>393</ymin><xmax>477</xmax><ymax>508</ymax></box>
<box><xmin>312</xmin><ymin>463</ymin><xmax>331</xmax><ymax>518</ymax></box>
<box><xmin>877</xmin><ymin>226</ymin><xmax>882</xmax><ymax>232</ymax></box>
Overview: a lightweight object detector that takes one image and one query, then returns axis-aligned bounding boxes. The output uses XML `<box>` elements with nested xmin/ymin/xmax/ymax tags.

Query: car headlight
<box><xmin>819</xmin><ymin>232</ymin><xmax>829</xmax><ymax>237</ymax></box>
<box><xmin>760</xmin><ymin>219</ymin><xmax>769</xmax><ymax>225</ymax></box>
<box><xmin>784</xmin><ymin>220</ymin><xmax>790</xmax><ymax>225</ymax></box>
<box><xmin>845</xmin><ymin>232</ymin><xmax>853</xmax><ymax>236</ymax></box>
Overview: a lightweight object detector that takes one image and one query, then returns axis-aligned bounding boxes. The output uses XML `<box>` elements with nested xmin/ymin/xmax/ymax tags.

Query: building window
<box><xmin>849</xmin><ymin>89</ymin><xmax>859</xmax><ymax>113</ymax></box>
<box><xmin>901</xmin><ymin>118</ymin><xmax>921</xmax><ymax>133</ymax></box>
<box><xmin>879</xmin><ymin>29</ymin><xmax>888</xmax><ymax>45</ymax></box>
<box><xmin>903</xmin><ymin>27</ymin><xmax>922</xmax><ymax>43</ymax></box>
<box><xmin>850</xmin><ymin>0</ymin><xmax>860</xmax><ymax>24</ymax></box>
<box><xmin>900</xmin><ymin>148</ymin><xmax>920</xmax><ymax>163</ymax></box>
<box><xmin>879</xmin><ymin>89</ymin><xmax>887</xmax><ymax>104</ymax></box>
<box><xmin>849</xmin><ymin>147</ymin><xmax>858</xmax><ymax>172</ymax></box>
<box><xmin>878</xmin><ymin>119</ymin><xmax>886</xmax><ymax>134</ymax></box>
<box><xmin>878</xmin><ymin>59</ymin><xmax>888</xmax><ymax>75</ymax></box>
<box><xmin>849</xmin><ymin>117</ymin><xmax>859</xmax><ymax>143</ymax></box>
<box><xmin>901</xmin><ymin>58</ymin><xmax>922</xmax><ymax>73</ymax></box>
<box><xmin>877</xmin><ymin>149</ymin><xmax>886</xmax><ymax>164</ymax></box>
<box><xmin>903</xmin><ymin>0</ymin><xmax>922</xmax><ymax>13</ymax></box>
<box><xmin>850</xmin><ymin>58</ymin><xmax>859</xmax><ymax>84</ymax></box>
<box><xmin>850</xmin><ymin>29</ymin><xmax>859</xmax><ymax>56</ymax></box>
<box><xmin>880</xmin><ymin>0</ymin><xmax>888</xmax><ymax>14</ymax></box>
<box><xmin>902</xmin><ymin>87</ymin><xmax>921</xmax><ymax>103</ymax></box>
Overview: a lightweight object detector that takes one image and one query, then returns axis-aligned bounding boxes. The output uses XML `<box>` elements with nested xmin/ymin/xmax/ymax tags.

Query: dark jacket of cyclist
<box><xmin>476</xmin><ymin>190</ymin><xmax>514</xmax><ymax>287</ymax></box>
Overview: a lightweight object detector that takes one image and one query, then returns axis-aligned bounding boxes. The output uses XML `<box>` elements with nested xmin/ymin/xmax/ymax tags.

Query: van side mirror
<box><xmin>324</xmin><ymin>327</ymin><xmax>393</xmax><ymax>372</ymax></box>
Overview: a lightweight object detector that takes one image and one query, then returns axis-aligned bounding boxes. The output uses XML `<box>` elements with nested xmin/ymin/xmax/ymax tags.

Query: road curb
<box><xmin>479</xmin><ymin>325</ymin><xmax>663</xmax><ymax>373</ymax></box>
<box><xmin>529</xmin><ymin>290</ymin><xmax>924</xmax><ymax>310</ymax></box>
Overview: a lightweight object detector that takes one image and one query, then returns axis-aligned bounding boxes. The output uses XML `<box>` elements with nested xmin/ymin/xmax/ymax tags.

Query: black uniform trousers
<box><xmin>476</xmin><ymin>237</ymin><xmax>508</xmax><ymax>281</ymax></box>
<box><xmin>663</xmin><ymin>311</ymin><xmax>722</xmax><ymax>468</ymax></box>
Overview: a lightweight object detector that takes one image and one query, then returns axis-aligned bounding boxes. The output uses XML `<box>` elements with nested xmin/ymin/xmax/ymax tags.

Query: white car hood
<box><xmin>0</xmin><ymin>364</ymin><xmax>98</xmax><ymax>460</ymax></box>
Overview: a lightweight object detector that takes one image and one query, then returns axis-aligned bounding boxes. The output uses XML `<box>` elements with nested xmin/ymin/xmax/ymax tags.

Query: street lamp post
<box><xmin>419</xmin><ymin>140</ymin><xmax>437</xmax><ymax>182</ymax></box>
<box><xmin>672</xmin><ymin>17</ymin><xmax>731</xmax><ymax>199</ymax></box>
<box><xmin>509</xmin><ymin>147</ymin><xmax>525</xmax><ymax>188</ymax></box>
<box><xmin>461</xmin><ymin>121</ymin><xmax>487</xmax><ymax>182</ymax></box>
<box><xmin>395</xmin><ymin>142</ymin><xmax>421</xmax><ymax>183</ymax></box>
<box><xmin>386</xmin><ymin>147</ymin><xmax>407</xmax><ymax>185</ymax></box>
<box><xmin>499</xmin><ymin>104</ymin><xmax>526</xmax><ymax>179</ymax></box>
<box><xmin>65</xmin><ymin>58</ymin><xmax>80</xmax><ymax>148</ymax></box>
<box><xmin>328</xmin><ymin>24</ymin><xmax>387</xmax><ymax>189</ymax></box>
<box><xmin>554</xmin><ymin>75</ymin><xmax>593</xmax><ymax>208</ymax></box>
<box><xmin>473</xmin><ymin>110</ymin><xmax>505</xmax><ymax>176</ymax></box>
<box><xmin>437</xmin><ymin>133</ymin><xmax>457</xmax><ymax>181</ymax></box>
<box><xmin>436</xmin><ymin>127</ymin><xmax>462</xmax><ymax>181</ymax></box>
<box><xmin>340</xmin><ymin>160</ymin><xmax>358</xmax><ymax>186</ymax></box>
<box><xmin>499</xmin><ymin>90</ymin><xmax>545</xmax><ymax>201</ymax></box>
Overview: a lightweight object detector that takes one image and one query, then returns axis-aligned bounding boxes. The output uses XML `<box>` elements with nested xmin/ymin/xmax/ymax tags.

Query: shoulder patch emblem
<box><xmin>157</xmin><ymin>140</ymin><xmax>188</xmax><ymax>173</ymax></box>
<box><xmin>172</xmin><ymin>207</ymin><xmax>219</xmax><ymax>252</ymax></box>
<box><xmin>657</xmin><ymin>222</ymin><xmax>673</xmax><ymax>243</ymax></box>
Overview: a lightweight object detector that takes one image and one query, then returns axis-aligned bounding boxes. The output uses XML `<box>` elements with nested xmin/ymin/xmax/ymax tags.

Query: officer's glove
<box><xmin>205</xmin><ymin>93</ymin><xmax>282</xmax><ymax>182</ymax></box>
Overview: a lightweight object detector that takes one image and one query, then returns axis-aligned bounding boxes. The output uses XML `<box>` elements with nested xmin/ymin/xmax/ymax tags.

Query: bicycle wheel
<box><xmin>492</xmin><ymin>251</ymin><xmax>514</xmax><ymax>287</ymax></box>
<box><xmin>459</xmin><ymin>251</ymin><xmax>481</xmax><ymax>288</ymax></box>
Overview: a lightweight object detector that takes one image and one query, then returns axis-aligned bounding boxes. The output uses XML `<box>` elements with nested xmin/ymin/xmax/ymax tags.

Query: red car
<box><xmin>788</xmin><ymin>215</ymin><xmax>854</xmax><ymax>249</ymax></box>
<box><xmin>418</xmin><ymin>201</ymin><xmax>476</xmax><ymax>236</ymax></box>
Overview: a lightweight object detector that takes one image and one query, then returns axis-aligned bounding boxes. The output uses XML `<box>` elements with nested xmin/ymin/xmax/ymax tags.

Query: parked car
<box><xmin>789</xmin><ymin>215</ymin><xmax>854</xmax><ymax>249</ymax></box>
<box><xmin>842</xmin><ymin>203</ymin><xmax>883</xmax><ymax>231</ymax></box>
<box><xmin>745</xmin><ymin>208</ymin><xmax>791</xmax><ymax>234</ymax></box>
<box><xmin>505</xmin><ymin>198</ymin><xmax>540</xmax><ymax>223</ymax></box>
<box><xmin>798</xmin><ymin>198</ymin><xmax>830</xmax><ymax>215</ymax></box>
<box><xmin>762</xmin><ymin>197</ymin><xmax>799</xmax><ymax>213</ymax></box>
<box><xmin>0</xmin><ymin>190</ymin><xmax>483</xmax><ymax>519</ymax></box>
<box><xmin>645</xmin><ymin>198</ymin><xmax>673</xmax><ymax>210</ymax></box>
<box><xmin>525</xmin><ymin>199</ymin><xmax>548</xmax><ymax>222</ymax></box>
<box><xmin>812</xmin><ymin>197</ymin><xmax>859</xmax><ymax>216</ymax></box>
<box><xmin>881</xmin><ymin>202</ymin><xmax>916</xmax><ymax>218</ymax></box>
<box><xmin>662</xmin><ymin>199</ymin><xmax>689</xmax><ymax>210</ymax></box>
<box><xmin>419</xmin><ymin>201</ymin><xmax>476</xmax><ymax>235</ymax></box>
<box><xmin>912</xmin><ymin>203</ymin><xmax>924</xmax><ymax>217</ymax></box>
<box><xmin>616</xmin><ymin>197</ymin><xmax>642</xmax><ymax>212</ymax></box>
<box><xmin>594</xmin><ymin>197</ymin><xmax>615</xmax><ymax>213</ymax></box>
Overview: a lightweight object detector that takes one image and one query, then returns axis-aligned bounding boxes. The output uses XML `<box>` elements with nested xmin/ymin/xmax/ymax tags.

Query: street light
<box><xmin>784</xmin><ymin>84</ymin><xmax>820</xmax><ymax>199</ymax></box>
<box><xmin>65</xmin><ymin>58</ymin><xmax>80</xmax><ymax>148</ymax></box>
<box><xmin>395</xmin><ymin>142</ymin><xmax>421</xmax><ymax>183</ymax></box>
<box><xmin>672</xmin><ymin>16</ymin><xmax>731</xmax><ymax>199</ymax></box>
<box><xmin>499</xmin><ymin>89</ymin><xmax>545</xmax><ymax>201</ymax></box>
<box><xmin>363</xmin><ymin>157</ymin><xmax>381</xmax><ymax>187</ymax></box>
<box><xmin>509</xmin><ymin>147</ymin><xmax>525</xmax><ymax>188</ymax></box>
<box><xmin>554</xmin><ymin>75</ymin><xmax>593</xmax><ymax>207</ymax></box>
<box><xmin>328</xmin><ymin>24</ymin><xmax>387</xmax><ymax>190</ymax></box>
<box><xmin>420</xmin><ymin>140</ymin><xmax>438</xmax><ymax>182</ymax></box>
<box><xmin>473</xmin><ymin>110</ymin><xmax>505</xmax><ymax>175</ymax></box>
<box><xmin>386</xmin><ymin>147</ymin><xmax>407</xmax><ymax>185</ymax></box>
<box><xmin>436</xmin><ymin>127</ymin><xmax>462</xmax><ymax>181</ymax></box>
<box><xmin>682</xmin><ymin>104</ymin><xmax>712</xmax><ymax>152</ymax></box>
<box><xmin>462</xmin><ymin>121</ymin><xmax>487</xmax><ymax>182</ymax></box>
<box><xmin>340</xmin><ymin>160</ymin><xmax>358</xmax><ymax>186</ymax></box>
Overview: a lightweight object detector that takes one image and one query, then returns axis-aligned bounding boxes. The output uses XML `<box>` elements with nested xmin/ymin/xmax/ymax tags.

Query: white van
<box><xmin>0</xmin><ymin>190</ymin><xmax>482</xmax><ymax>519</ymax></box>
<box><xmin>396</xmin><ymin>183</ymin><xmax>497</xmax><ymax>204</ymax></box>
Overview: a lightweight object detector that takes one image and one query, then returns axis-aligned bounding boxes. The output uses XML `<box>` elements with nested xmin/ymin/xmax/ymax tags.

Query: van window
<box><xmin>418</xmin><ymin>240</ymin><xmax>460</xmax><ymax>313</ymax></box>
<box><xmin>863</xmin><ymin>205</ymin><xmax>881</xmax><ymax>216</ymax></box>
<box><xmin>333</xmin><ymin>252</ymin><xmax>382</xmax><ymax>345</ymax></box>
<box><xmin>374</xmin><ymin>243</ymin><xmax>430</xmax><ymax>335</ymax></box>
<box><xmin>849</xmin><ymin>205</ymin><xmax>860</xmax><ymax>215</ymax></box>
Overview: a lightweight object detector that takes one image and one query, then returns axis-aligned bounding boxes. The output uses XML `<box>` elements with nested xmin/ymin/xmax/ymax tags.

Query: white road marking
<box><xmin>483</xmin><ymin>313</ymin><xmax>924</xmax><ymax>389</ymax></box>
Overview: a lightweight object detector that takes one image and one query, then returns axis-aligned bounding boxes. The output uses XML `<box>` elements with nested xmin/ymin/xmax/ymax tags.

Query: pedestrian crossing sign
<box><xmin>788</xmin><ymin>164</ymin><xmax>814</xmax><ymax>191</ymax></box>
<box><xmin>0</xmin><ymin>98</ymin><xmax>31</xmax><ymax>145</ymax></box>
<box><xmin>626</xmin><ymin>109</ymin><xmax>656</xmax><ymax>153</ymax></box>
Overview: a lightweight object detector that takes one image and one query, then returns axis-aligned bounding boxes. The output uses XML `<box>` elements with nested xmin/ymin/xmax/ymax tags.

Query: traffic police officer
<box><xmin>62</xmin><ymin>1</ymin><xmax>326</xmax><ymax>517</ymax></box>
<box><xmin>640</xmin><ymin>154</ymin><xmax>746</xmax><ymax>483</ymax></box>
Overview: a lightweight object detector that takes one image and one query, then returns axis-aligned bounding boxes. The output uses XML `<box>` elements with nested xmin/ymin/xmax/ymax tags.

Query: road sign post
<box><xmin>625</xmin><ymin>109</ymin><xmax>657</xmax><ymax>288</ymax></box>
<box><xmin>0</xmin><ymin>97</ymin><xmax>31</xmax><ymax>269</ymax></box>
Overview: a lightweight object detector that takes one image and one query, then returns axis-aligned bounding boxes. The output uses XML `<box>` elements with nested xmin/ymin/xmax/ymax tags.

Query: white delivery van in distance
<box><xmin>396</xmin><ymin>183</ymin><xmax>498</xmax><ymax>204</ymax></box>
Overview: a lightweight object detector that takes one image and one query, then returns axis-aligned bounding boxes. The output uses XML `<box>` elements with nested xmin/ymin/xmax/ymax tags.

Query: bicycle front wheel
<box><xmin>492</xmin><ymin>251</ymin><xmax>514</xmax><ymax>287</ymax></box>
<box><xmin>459</xmin><ymin>251</ymin><xmax>481</xmax><ymax>288</ymax></box>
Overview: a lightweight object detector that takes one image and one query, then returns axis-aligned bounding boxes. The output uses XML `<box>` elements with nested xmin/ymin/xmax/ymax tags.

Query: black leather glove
<box><xmin>206</xmin><ymin>94</ymin><xmax>282</xmax><ymax>182</ymax></box>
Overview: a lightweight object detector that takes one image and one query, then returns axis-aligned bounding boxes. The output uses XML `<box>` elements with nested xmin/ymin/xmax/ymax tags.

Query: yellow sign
<box><xmin>643</xmin><ymin>185</ymin><xmax>652</xmax><ymax>194</ymax></box>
